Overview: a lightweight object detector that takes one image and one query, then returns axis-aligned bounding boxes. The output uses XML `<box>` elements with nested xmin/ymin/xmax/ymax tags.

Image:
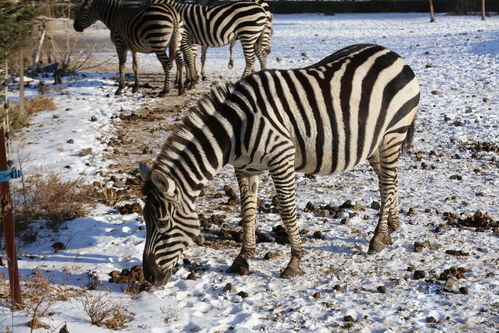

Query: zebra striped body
<box><xmin>74</xmin><ymin>0</ymin><xmax>184</xmax><ymax>96</ymax></box>
<box><xmin>149</xmin><ymin>0</ymin><xmax>271</xmax><ymax>86</ymax></box>
<box><xmin>198</xmin><ymin>0</ymin><xmax>273</xmax><ymax>80</ymax></box>
<box><xmin>140</xmin><ymin>44</ymin><xmax>420</xmax><ymax>285</ymax></box>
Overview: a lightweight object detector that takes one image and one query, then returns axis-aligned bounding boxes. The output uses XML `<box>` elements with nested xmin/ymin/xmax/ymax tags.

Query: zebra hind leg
<box><xmin>155</xmin><ymin>51</ymin><xmax>173</xmax><ymax>97</ymax></box>
<box><xmin>227</xmin><ymin>174</ymin><xmax>259</xmax><ymax>274</ymax></box>
<box><xmin>269</xmin><ymin>155</ymin><xmax>303</xmax><ymax>278</ymax></box>
<box><xmin>132</xmin><ymin>52</ymin><xmax>140</xmax><ymax>93</ymax></box>
<box><xmin>367</xmin><ymin>135</ymin><xmax>403</xmax><ymax>254</ymax></box>
<box><xmin>115</xmin><ymin>46</ymin><xmax>128</xmax><ymax>95</ymax></box>
<box><xmin>239</xmin><ymin>38</ymin><xmax>257</xmax><ymax>78</ymax></box>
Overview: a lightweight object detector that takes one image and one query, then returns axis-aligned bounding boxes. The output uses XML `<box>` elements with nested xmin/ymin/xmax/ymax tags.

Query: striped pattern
<box><xmin>149</xmin><ymin>0</ymin><xmax>270</xmax><ymax>86</ymax></box>
<box><xmin>141</xmin><ymin>44</ymin><xmax>420</xmax><ymax>285</ymax></box>
<box><xmin>74</xmin><ymin>0</ymin><xmax>184</xmax><ymax>96</ymax></box>
<box><xmin>198</xmin><ymin>0</ymin><xmax>273</xmax><ymax>80</ymax></box>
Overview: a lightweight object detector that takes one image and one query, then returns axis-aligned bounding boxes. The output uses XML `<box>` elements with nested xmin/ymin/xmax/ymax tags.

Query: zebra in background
<box><xmin>147</xmin><ymin>0</ymin><xmax>271</xmax><ymax>87</ymax></box>
<box><xmin>197</xmin><ymin>0</ymin><xmax>273</xmax><ymax>80</ymax></box>
<box><xmin>74</xmin><ymin>0</ymin><xmax>185</xmax><ymax>96</ymax></box>
<box><xmin>139</xmin><ymin>44</ymin><xmax>420</xmax><ymax>285</ymax></box>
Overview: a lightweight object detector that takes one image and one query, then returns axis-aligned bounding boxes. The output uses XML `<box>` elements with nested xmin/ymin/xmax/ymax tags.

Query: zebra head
<box><xmin>73</xmin><ymin>0</ymin><xmax>98</xmax><ymax>32</ymax></box>
<box><xmin>139</xmin><ymin>163</ymin><xmax>199</xmax><ymax>286</ymax></box>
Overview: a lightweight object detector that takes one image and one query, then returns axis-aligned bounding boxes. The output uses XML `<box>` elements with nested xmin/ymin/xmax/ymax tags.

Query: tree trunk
<box><xmin>481</xmin><ymin>0</ymin><xmax>486</xmax><ymax>20</ymax></box>
<box><xmin>429</xmin><ymin>0</ymin><xmax>436</xmax><ymax>22</ymax></box>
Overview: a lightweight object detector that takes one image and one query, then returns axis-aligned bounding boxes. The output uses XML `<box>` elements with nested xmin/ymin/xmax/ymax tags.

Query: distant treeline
<box><xmin>222</xmin><ymin>0</ymin><xmax>498</xmax><ymax>15</ymax></box>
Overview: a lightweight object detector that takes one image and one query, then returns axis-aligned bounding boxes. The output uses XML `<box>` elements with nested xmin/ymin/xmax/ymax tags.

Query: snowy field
<box><xmin>1</xmin><ymin>13</ymin><xmax>498</xmax><ymax>332</ymax></box>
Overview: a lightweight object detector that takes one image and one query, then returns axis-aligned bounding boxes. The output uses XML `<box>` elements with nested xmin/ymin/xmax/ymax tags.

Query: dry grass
<box><xmin>11</xmin><ymin>173</ymin><xmax>94</xmax><ymax>234</ymax></box>
<box><xmin>1</xmin><ymin>96</ymin><xmax>57</xmax><ymax>132</ymax></box>
<box><xmin>0</xmin><ymin>270</ymin><xmax>83</xmax><ymax>310</ymax></box>
<box><xmin>81</xmin><ymin>292</ymin><xmax>133</xmax><ymax>330</ymax></box>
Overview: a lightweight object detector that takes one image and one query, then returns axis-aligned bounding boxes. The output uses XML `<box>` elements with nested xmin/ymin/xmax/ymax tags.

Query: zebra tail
<box><xmin>401</xmin><ymin>114</ymin><xmax>417</xmax><ymax>154</ymax></box>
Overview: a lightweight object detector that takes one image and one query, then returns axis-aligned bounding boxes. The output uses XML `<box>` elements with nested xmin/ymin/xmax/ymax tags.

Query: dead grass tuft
<box><xmin>12</xmin><ymin>173</ymin><xmax>94</xmax><ymax>234</ymax></box>
<box><xmin>81</xmin><ymin>292</ymin><xmax>133</xmax><ymax>330</ymax></box>
<box><xmin>1</xmin><ymin>96</ymin><xmax>57</xmax><ymax>132</ymax></box>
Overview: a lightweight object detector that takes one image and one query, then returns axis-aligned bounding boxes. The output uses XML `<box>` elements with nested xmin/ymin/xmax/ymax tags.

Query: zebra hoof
<box><xmin>280</xmin><ymin>257</ymin><xmax>301</xmax><ymax>278</ymax></box>
<box><xmin>368</xmin><ymin>233</ymin><xmax>392</xmax><ymax>254</ymax></box>
<box><xmin>227</xmin><ymin>256</ymin><xmax>249</xmax><ymax>275</ymax></box>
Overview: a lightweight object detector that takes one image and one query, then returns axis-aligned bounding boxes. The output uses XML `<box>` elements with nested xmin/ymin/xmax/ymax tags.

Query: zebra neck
<box><xmin>97</xmin><ymin>0</ymin><xmax>120</xmax><ymax>31</ymax></box>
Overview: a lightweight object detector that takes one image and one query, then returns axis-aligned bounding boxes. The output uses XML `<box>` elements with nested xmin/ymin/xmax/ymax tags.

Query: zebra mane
<box><xmin>152</xmin><ymin>82</ymin><xmax>235</xmax><ymax>173</ymax></box>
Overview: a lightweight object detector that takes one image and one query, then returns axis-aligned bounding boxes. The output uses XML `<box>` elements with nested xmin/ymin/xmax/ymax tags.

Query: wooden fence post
<box><xmin>0</xmin><ymin>127</ymin><xmax>22</xmax><ymax>309</ymax></box>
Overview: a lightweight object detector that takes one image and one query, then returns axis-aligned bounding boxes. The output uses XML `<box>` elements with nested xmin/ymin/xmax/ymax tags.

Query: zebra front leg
<box><xmin>368</xmin><ymin>135</ymin><xmax>403</xmax><ymax>253</ymax></box>
<box><xmin>132</xmin><ymin>51</ymin><xmax>140</xmax><ymax>93</ymax></box>
<box><xmin>115</xmin><ymin>46</ymin><xmax>127</xmax><ymax>95</ymax></box>
<box><xmin>155</xmin><ymin>50</ymin><xmax>173</xmax><ymax>97</ymax></box>
<box><xmin>270</xmin><ymin>158</ymin><xmax>303</xmax><ymax>278</ymax></box>
<box><xmin>227</xmin><ymin>174</ymin><xmax>259</xmax><ymax>274</ymax></box>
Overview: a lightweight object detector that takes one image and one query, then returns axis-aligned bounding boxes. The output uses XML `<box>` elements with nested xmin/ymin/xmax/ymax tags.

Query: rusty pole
<box><xmin>0</xmin><ymin>127</ymin><xmax>21</xmax><ymax>309</ymax></box>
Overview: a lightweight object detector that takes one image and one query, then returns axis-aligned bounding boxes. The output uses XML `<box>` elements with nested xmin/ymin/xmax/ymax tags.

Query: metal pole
<box><xmin>0</xmin><ymin>128</ymin><xmax>21</xmax><ymax>309</ymax></box>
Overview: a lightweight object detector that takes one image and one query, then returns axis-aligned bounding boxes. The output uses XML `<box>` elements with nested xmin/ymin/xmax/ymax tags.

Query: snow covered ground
<box><xmin>1</xmin><ymin>13</ymin><xmax>498</xmax><ymax>332</ymax></box>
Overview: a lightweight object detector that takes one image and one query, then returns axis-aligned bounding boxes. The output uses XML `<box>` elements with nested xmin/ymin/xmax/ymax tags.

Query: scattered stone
<box><xmin>445</xmin><ymin>249</ymin><xmax>469</xmax><ymax>256</ymax></box>
<box><xmin>79</xmin><ymin>148</ymin><xmax>93</xmax><ymax>157</ymax></box>
<box><xmin>237</xmin><ymin>291</ymin><xmax>249</xmax><ymax>298</ymax></box>
<box><xmin>333</xmin><ymin>284</ymin><xmax>343</xmax><ymax>292</ymax></box>
<box><xmin>66</xmin><ymin>139</ymin><xmax>74</xmax><ymax>144</ymax></box>
<box><xmin>51</xmin><ymin>242</ymin><xmax>66</xmax><ymax>252</ymax></box>
<box><xmin>117</xmin><ymin>202</ymin><xmax>143</xmax><ymax>215</ymax></box>
<box><xmin>377</xmin><ymin>285</ymin><xmax>387</xmax><ymax>293</ymax></box>
<box><xmin>352</xmin><ymin>202</ymin><xmax>365</xmax><ymax>211</ymax></box>
<box><xmin>370</xmin><ymin>201</ymin><xmax>380</xmax><ymax>210</ymax></box>
<box><xmin>343</xmin><ymin>315</ymin><xmax>356</xmax><ymax>322</ymax></box>
<box><xmin>482</xmin><ymin>97</ymin><xmax>490</xmax><ymax>103</ymax></box>
<box><xmin>264</xmin><ymin>251</ymin><xmax>279</xmax><ymax>260</ymax></box>
<box><xmin>431</xmin><ymin>90</ymin><xmax>442</xmax><ymax>95</ymax></box>
<box><xmin>301</xmin><ymin>51</ymin><xmax>308</xmax><ymax>57</ymax></box>
<box><xmin>425</xmin><ymin>64</ymin><xmax>433</xmax><ymax>68</ymax></box>
<box><xmin>459</xmin><ymin>286</ymin><xmax>469</xmax><ymax>294</ymax></box>
<box><xmin>312</xmin><ymin>231</ymin><xmax>324</xmax><ymax>240</ymax></box>
<box><xmin>312</xmin><ymin>292</ymin><xmax>321</xmax><ymax>299</ymax></box>
<box><xmin>223</xmin><ymin>283</ymin><xmax>236</xmax><ymax>293</ymax></box>
<box><xmin>108</xmin><ymin>265</ymin><xmax>145</xmax><ymax>284</ymax></box>
<box><xmin>452</xmin><ymin>120</ymin><xmax>464</xmax><ymax>127</ymax></box>
<box><xmin>340</xmin><ymin>218</ymin><xmax>349</xmax><ymax>225</ymax></box>
<box><xmin>413</xmin><ymin>270</ymin><xmax>426</xmax><ymax>280</ymax></box>
<box><xmin>276</xmin><ymin>57</ymin><xmax>283</xmax><ymax>62</ymax></box>
<box><xmin>439</xmin><ymin>267</ymin><xmax>471</xmax><ymax>280</ymax></box>
<box><xmin>426</xmin><ymin>316</ymin><xmax>438</xmax><ymax>323</ymax></box>
<box><xmin>444</xmin><ymin>276</ymin><xmax>457</xmax><ymax>291</ymax></box>
<box><xmin>90</xmin><ymin>116</ymin><xmax>98</xmax><ymax>122</ymax></box>
<box><xmin>186</xmin><ymin>270</ymin><xmax>196</xmax><ymax>280</ymax></box>
<box><xmin>443</xmin><ymin>210</ymin><xmax>498</xmax><ymax>231</ymax></box>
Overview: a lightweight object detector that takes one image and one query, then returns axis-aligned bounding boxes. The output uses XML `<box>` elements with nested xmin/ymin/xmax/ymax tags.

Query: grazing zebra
<box><xmin>147</xmin><ymin>0</ymin><xmax>271</xmax><ymax>87</ymax></box>
<box><xmin>74</xmin><ymin>0</ymin><xmax>184</xmax><ymax>96</ymax></box>
<box><xmin>140</xmin><ymin>44</ymin><xmax>420</xmax><ymax>286</ymax></box>
<box><xmin>197</xmin><ymin>0</ymin><xmax>273</xmax><ymax>80</ymax></box>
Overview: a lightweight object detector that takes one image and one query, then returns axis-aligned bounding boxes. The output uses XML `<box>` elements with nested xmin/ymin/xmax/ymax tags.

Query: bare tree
<box><xmin>429</xmin><ymin>0</ymin><xmax>436</xmax><ymax>22</ymax></box>
<box><xmin>481</xmin><ymin>0</ymin><xmax>486</xmax><ymax>20</ymax></box>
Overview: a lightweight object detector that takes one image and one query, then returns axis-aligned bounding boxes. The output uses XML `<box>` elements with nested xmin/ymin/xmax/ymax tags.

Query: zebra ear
<box><xmin>139</xmin><ymin>162</ymin><xmax>151</xmax><ymax>182</ymax></box>
<box><xmin>150</xmin><ymin>169</ymin><xmax>176</xmax><ymax>198</ymax></box>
